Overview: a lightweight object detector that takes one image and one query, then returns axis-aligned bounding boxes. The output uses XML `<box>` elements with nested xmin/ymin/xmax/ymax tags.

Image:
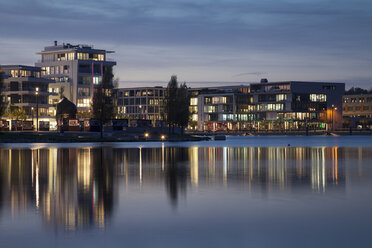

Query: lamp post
<box><xmin>35</xmin><ymin>87</ymin><xmax>39</xmax><ymax>132</ymax></box>
<box><xmin>331</xmin><ymin>104</ymin><xmax>337</xmax><ymax>131</ymax></box>
<box><xmin>31</xmin><ymin>107</ymin><xmax>34</xmax><ymax>130</ymax></box>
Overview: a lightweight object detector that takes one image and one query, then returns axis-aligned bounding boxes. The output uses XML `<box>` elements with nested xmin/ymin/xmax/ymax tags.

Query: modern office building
<box><xmin>115</xmin><ymin>86</ymin><xmax>166</xmax><ymax>126</ymax></box>
<box><xmin>35</xmin><ymin>41</ymin><xmax>116</xmax><ymax>115</ymax></box>
<box><xmin>188</xmin><ymin>85</ymin><xmax>251</xmax><ymax>131</ymax></box>
<box><xmin>343</xmin><ymin>93</ymin><xmax>372</xmax><ymax>128</ymax></box>
<box><xmin>249</xmin><ymin>80</ymin><xmax>345</xmax><ymax>131</ymax></box>
<box><xmin>115</xmin><ymin>81</ymin><xmax>345</xmax><ymax>132</ymax></box>
<box><xmin>0</xmin><ymin>65</ymin><xmax>55</xmax><ymax>129</ymax></box>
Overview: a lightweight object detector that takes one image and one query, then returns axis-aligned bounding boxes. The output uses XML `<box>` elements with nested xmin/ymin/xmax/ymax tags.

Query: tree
<box><xmin>0</xmin><ymin>71</ymin><xmax>5</xmax><ymax>117</ymax></box>
<box><xmin>164</xmin><ymin>75</ymin><xmax>190</xmax><ymax>133</ymax></box>
<box><xmin>8</xmin><ymin>107</ymin><xmax>26</xmax><ymax>121</ymax></box>
<box><xmin>92</xmin><ymin>66</ymin><xmax>115</xmax><ymax>138</ymax></box>
<box><xmin>345</xmin><ymin>87</ymin><xmax>369</xmax><ymax>95</ymax></box>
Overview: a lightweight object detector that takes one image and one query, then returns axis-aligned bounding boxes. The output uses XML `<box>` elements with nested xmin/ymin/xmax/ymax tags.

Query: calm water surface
<box><xmin>0</xmin><ymin>136</ymin><xmax>372</xmax><ymax>248</ymax></box>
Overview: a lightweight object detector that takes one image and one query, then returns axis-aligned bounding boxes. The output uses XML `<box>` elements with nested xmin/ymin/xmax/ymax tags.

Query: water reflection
<box><xmin>0</xmin><ymin>146</ymin><xmax>369</xmax><ymax>231</ymax></box>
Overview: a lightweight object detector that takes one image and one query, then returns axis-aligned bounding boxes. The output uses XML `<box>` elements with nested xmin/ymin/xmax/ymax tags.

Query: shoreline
<box><xmin>1</xmin><ymin>130</ymin><xmax>371</xmax><ymax>143</ymax></box>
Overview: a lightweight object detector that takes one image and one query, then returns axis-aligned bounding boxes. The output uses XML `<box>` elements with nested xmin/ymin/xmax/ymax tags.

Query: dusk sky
<box><xmin>1</xmin><ymin>0</ymin><xmax>371</xmax><ymax>88</ymax></box>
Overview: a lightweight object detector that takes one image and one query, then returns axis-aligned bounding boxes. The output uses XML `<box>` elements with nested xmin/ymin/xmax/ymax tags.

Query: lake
<box><xmin>0</xmin><ymin>136</ymin><xmax>372</xmax><ymax>247</ymax></box>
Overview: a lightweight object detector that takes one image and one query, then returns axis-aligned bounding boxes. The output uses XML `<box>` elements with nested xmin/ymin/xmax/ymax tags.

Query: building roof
<box><xmin>37</xmin><ymin>42</ymin><xmax>114</xmax><ymax>54</ymax></box>
<box><xmin>0</xmin><ymin>65</ymin><xmax>42</xmax><ymax>71</ymax></box>
<box><xmin>56</xmin><ymin>97</ymin><xmax>77</xmax><ymax>119</ymax></box>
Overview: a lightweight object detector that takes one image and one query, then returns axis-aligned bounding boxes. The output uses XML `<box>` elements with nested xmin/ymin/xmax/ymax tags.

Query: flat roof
<box><xmin>0</xmin><ymin>65</ymin><xmax>42</xmax><ymax>71</ymax></box>
<box><xmin>37</xmin><ymin>43</ymin><xmax>114</xmax><ymax>54</ymax></box>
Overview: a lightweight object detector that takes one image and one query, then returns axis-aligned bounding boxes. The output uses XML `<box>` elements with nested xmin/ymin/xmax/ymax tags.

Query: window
<box><xmin>11</xmin><ymin>70</ymin><xmax>19</xmax><ymax>78</ymax></box>
<box><xmin>212</xmin><ymin>97</ymin><xmax>220</xmax><ymax>104</ymax></box>
<box><xmin>67</xmin><ymin>52</ymin><xmax>75</xmax><ymax>60</ymax></box>
<box><xmin>79</xmin><ymin>76</ymin><xmax>91</xmax><ymax>85</ymax></box>
<box><xmin>204</xmin><ymin>106</ymin><xmax>217</xmax><ymax>113</ymax></box>
<box><xmin>77</xmin><ymin>53</ymin><xmax>89</xmax><ymax>60</ymax></box>
<box><xmin>222</xmin><ymin>114</ymin><xmax>234</xmax><ymax>121</ymax></box>
<box><xmin>191</xmin><ymin>114</ymin><xmax>198</xmax><ymax>121</ymax></box>
<box><xmin>204</xmin><ymin>97</ymin><xmax>211</xmax><ymax>104</ymax></box>
<box><xmin>310</xmin><ymin>94</ymin><xmax>326</xmax><ymax>102</ymax></box>
<box><xmin>77</xmin><ymin>98</ymin><xmax>90</xmax><ymax>108</ymax></box>
<box><xmin>276</xmin><ymin>94</ymin><xmax>287</xmax><ymax>101</ymax></box>
<box><xmin>78</xmin><ymin>88</ymin><xmax>90</xmax><ymax>97</ymax></box>
<box><xmin>93</xmin><ymin>76</ymin><xmax>102</xmax><ymax>85</ymax></box>
<box><xmin>189</xmin><ymin>106</ymin><xmax>198</xmax><ymax>113</ymax></box>
<box><xmin>190</xmin><ymin>98</ymin><xmax>198</xmax><ymax>105</ymax></box>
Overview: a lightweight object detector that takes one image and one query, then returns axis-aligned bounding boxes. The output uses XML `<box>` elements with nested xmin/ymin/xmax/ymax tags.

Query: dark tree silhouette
<box><xmin>345</xmin><ymin>87</ymin><xmax>372</xmax><ymax>95</ymax></box>
<box><xmin>0</xmin><ymin>71</ymin><xmax>5</xmax><ymax>117</ymax></box>
<box><xmin>92</xmin><ymin>66</ymin><xmax>115</xmax><ymax>138</ymax></box>
<box><xmin>164</xmin><ymin>75</ymin><xmax>190</xmax><ymax>133</ymax></box>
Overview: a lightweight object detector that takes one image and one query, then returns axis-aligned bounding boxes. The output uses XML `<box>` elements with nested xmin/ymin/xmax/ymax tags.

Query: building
<box><xmin>343</xmin><ymin>93</ymin><xmax>372</xmax><ymax>128</ymax></box>
<box><xmin>0</xmin><ymin>65</ymin><xmax>55</xmax><ymax>129</ymax></box>
<box><xmin>189</xmin><ymin>85</ymin><xmax>251</xmax><ymax>131</ymax></box>
<box><xmin>249</xmin><ymin>80</ymin><xmax>345</xmax><ymax>131</ymax></box>
<box><xmin>35</xmin><ymin>41</ymin><xmax>116</xmax><ymax>115</ymax></box>
<box><xmin>115</xmin><ymin>86</ymin><xmax>166</xmax><ymax>126</ymax></box>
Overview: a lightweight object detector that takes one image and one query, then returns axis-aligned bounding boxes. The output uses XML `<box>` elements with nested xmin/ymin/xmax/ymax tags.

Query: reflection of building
<box><xmin>35</xmin><ymin>41</ymin><xmax>116</xmax><ymax>115</ymax></box>
<box><xmin>0</xmin><ymin>146</ymin><xmax>350</xmax><ymax>225</ymax></box>
<box><xmin>0</xmin><ymin>147</ymin><xmax>114</xmax><ymax>231</ymax></box>
<box><xmin>342</xmin><ymin>93</ymin><xmax>372</xmax><ymax>128</ymax></box>
<box><xmin>0</xmin><ymin>65</ymin><xmax>55</xmax><ymax>129</ymax></box>
<box><xmin>115</xmin><ymin>86</ymin><xmax>166</xmax><ymax>125</ymax></box>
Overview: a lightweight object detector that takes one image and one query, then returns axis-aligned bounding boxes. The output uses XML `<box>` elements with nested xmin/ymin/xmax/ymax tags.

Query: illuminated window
<box><xmin>192</xmin><ymin>114</ymin><xmax>198</xmax><ymax>121</ymax></box>
<box><xmin>77</xmin><ymin>98</ymin><xmax>90</xmax><ymax>107</ymax></box>
<box><xmin>67</xmin><ymin>52</ymin><xmax>75</xmax><ymax>60</ymax></box>
<box><xmin>77</xmin><ymin>53</ymin><xmax>89</xmax><ymax>60</ymax></box>
<box><xmin>93</xmin><ymin>76</ymin><xmax>102</xmax><ymax>85</ymax></box>
<box><xmin>276</xmin><ymin>94</ymin><xmax>287</xmax><ymax>101</ymax></box>
<box><xmin>189</xmin><ymin>106</ymin><xmax>198</xmax><ymax>113</ymax></box>
<box><xmin>222</xmin><ymin>114</ymin><xmax>234</xmax><ymax>121</ymax></box>
<box><xmin>190</xmin><ymin>97</ymin><xmax>198</xmax><ymax>105</ymax></box>
<box><xmin>11</xmin><ymin>70</ymin><xmax>19</xmax><ymax>78</ymax></box>
<box><xmin>212</xmin><ymin>97</ymin><xmax>219</xmax><ymax>104</ymax></box>
<box><xmin>204</xmin><ymin>106</ymin><xmax>217</xmax><ymax>113</ymax></box>
<box><xmin>310</xmin><ymin>94</ymin><xmax>326</xmax><ymax>102</ymax></box>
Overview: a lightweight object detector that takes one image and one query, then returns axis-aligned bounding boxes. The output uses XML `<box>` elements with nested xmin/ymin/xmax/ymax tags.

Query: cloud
<box><xmin>233</xmin><ymin>72</ymin><xmax>268</xmax><ymax>78</ymax></box>
<box><xmin>0</xmin><ymin>0</ymin><xmax>371</xmax><ymax>85</ymax></box>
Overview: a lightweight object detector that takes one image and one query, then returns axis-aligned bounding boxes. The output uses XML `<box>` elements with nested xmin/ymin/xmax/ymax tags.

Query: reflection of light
<box><xmin>190</xmin><ymin>147</ymin><xmax>199</xmax><ymax>186</ymax></box>
<box><xmin>78</xmin><ymin>149</ymin><xmax>91</xmax><ymax>189</ymax></box>
<box><xmin>36</xmin><ymin>150</ymin><xmax>39</xmax><ymax>209</ymax></box>
<box><xmin>334</xmin><ymin>147</ymin><xmax>338</xmax><ymax>183</ymax></box>
<box><xmin>139</xmin><ymin>147</ymin><xmax>142</xmax><ymax>184</ymax></box>
<box><xmin>223</xmin><ymin>147</ymin><xmax>227</xmax><ymax>186</ymax></box>
<box><xmin>161</xmin><ymin>143</ymin><xmax>165</xmax><ymax>171</ymax></box>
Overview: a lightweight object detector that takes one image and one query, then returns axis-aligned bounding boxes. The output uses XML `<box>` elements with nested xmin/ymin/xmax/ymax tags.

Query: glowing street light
<box><xmin>331</xmin><ymin>104</ymin><xmax>338</xmax><ymax>131</ymax></box>
<box><xmin>144</xmin><ymin>132</ymin><xmax>149</xmax><ymax>140</ymax></box>
<box><xmin>35</xmin><ymin>87</ymin><xmax>39</xmax><ymax>132</ymax></box>
<box><xmin>161</xmin><ymin>134</ymin><xmax>166</xmax><ymax>141</ymax></box>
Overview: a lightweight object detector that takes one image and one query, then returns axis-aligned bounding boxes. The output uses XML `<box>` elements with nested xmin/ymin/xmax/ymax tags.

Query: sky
<box><xmin>0</xmin><ymin>0</ymin><xmax>372</xmax><ymax>89</ymax></box>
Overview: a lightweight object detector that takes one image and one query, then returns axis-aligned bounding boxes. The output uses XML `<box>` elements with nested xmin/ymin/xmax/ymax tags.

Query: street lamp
<box><xmin>161</xmin><ymin>134</ymin><xmax>166</xmax><ymax>141</ymax></box>
<box><xmin>35</xmin><ymin>87</ymin><xmax>39</xmax><ymax>132</ymax></box>
<box><xmin>31</xmin><ymin>107</ymin><xmax>34</xmax><ymax>129</ymax></box>
<box><xmin>144</xmin><ymin>132</ymin><xmax>149</xmax><ymax>141</ymax></box>
<box><xmin>331</xmin><ymin>104</ymin><xmax>338</xmax><ymax>131</ymax></box>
